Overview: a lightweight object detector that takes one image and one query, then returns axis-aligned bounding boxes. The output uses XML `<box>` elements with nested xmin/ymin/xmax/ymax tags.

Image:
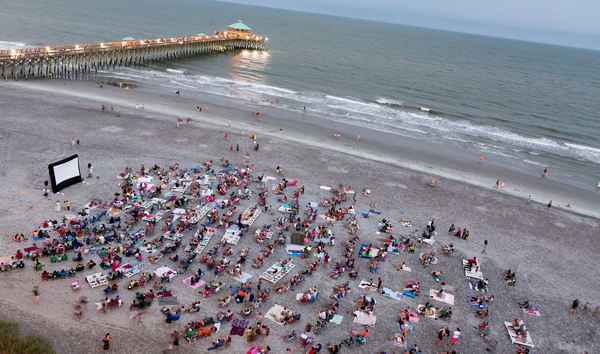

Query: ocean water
<box><xmin>2</xmin><ymin>0</ymin><xmax>600</xmax><ymax>189</ymax></box>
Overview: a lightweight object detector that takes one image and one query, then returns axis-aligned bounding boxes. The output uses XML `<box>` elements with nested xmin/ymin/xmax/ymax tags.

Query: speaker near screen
<box><xmin>48</xmin><ymin>154</ymin><xmax>82</xmax><ymax>193</ymax></box>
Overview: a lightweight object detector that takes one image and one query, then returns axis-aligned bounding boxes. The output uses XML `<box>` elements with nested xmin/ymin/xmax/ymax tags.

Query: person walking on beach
<box><xmin>494</xmin><ymin>180</ymin><xmax>499</xmax><ymax>188</ymax></box>
<box><xmin>236</xmin><ymin>144</ymin><xmax>240</xmax><ymax>152</ymax></box>
<box><xmin>72</xmin><ymin>138</ymin><xmax>75</xmax><ymax>147</ymax></box>
<box><xmin>527</xmin><ymin>195</ymin><xmax>531</xmax><ymax>204</ymax></box>
<box><xmin>229</xmin><ymin>119</ymin><xmax>232</xmax><ymax>127</ymax></box>
<box><xmin>596</xmin><ymin>180</ymin><xmax>600</xmax><ymax>190</ymax></box>
<box><xmin>31</xmin><ymin>286</ymin><xmax>40</xmax><ymax>305</ymax></box>
<box><xmin>136</xmin><ymin>104</ymin><xmax>139</xmax><ymax>110</ymax></box>
<box><xmin>357</xmin><ymin>133</ymin><xmax>361</xmax><ymax>141</ymax></box>
<box><xmin>224</xmin><ymin>133</ymin><xmax>228</xmax><ymax>140</ymax></box>
<box><xmin>103</xmin><ymin>333</ymin><xmax>111</xmax><ymax>351</ymax></box>
<box><xmin>479</xmin><ymin>156</ymin><xmax>483</xmax><ymax>164</ymax></box>
<box><xmin>501</xmin><ymin>181</ymin><xmax>505</xmax><ymax>189</ymax></box>
<box><xmin>230</xmin><ymin>144</ymin><xmax>234</xmax><ymax>152</ymax></box>
<box><xmin>77</xmin><ymin>138</ymin><xmax>80</xmax><ymax>146</ymax></box>
<box><xmin>88</xmin><ymin>164</ymin><xmax>93</xmax><ymax>178</ymax></box>
<box><xmin>543</xmin><ymin>168</ymin><xmax>548</xmax><ymax>178</ymax></box>
<box><xmin>172</xmin><ymin>330</ymin><xmax>180</xmax><ymax>349</ymax></box>
<box><xmin>547</xmin><ymin>200</ymin><xmax>552</xmax><ymax>210</ymax></box>
<box><xmin>303</xmin><ymin>106</ymin><xmax>306</xmax><ymax>113</ymax></box>
<box><xmin>570</xmin><ymin>299</ymin><xmax>579</xmax><ymax>314</ymax></box>
<box><xmin>449</xmin><ymin>328</ymin><xmax>460</xmax><ymax>346</ymax></box>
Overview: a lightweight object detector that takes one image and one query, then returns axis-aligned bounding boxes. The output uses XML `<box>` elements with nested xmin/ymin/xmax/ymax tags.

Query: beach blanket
<box><xmin>522</xmin><ymin>306</ymin><xmax>541</xmax><ymax>317</ymax></box>
<box><xmin>392</xmin><ymin>333</ymin><xmax>408</xmax><ymax>347</ymax></box>
<box><xmin>417</xmin><ymin>304</ymin><xmax>438</xmax><ymax>319</ymax></box>
<box><xmin>330</xmin><ymin>315</ymin><xmax>343</xmax><ymax>324</ymax></box>
<box><xmin>402</xmin><ymin>290</ymin><xmax>416</xmax><ymax>299</ymax></box>
<box><xmin>182</xmin><ymin>276</ymin><xmax>205</xmax><ymax>289</ymax></box>
<box><xmin>358</xmin><ymin>280</ymin><xmax>378</xmax><ymax>291</ymax></box>
<box><xmin>353</xmin><ymin>311</ymin><xmax>376</xmax><ymax>327</ymax></box>
<box><xmin>154</xmin><ymin>266</ymin><xmax>177</xmax><ymax>281</ymax></box>
<box><xmin>428</xmin><ymin>289</ymin><xmax>455</xmax><ymax>305</ymax></box>
<box><xmin>504</xmin><ymin>321</ymin><xmax>534</xmax><ymax>347</ymax></box>
<box><xmin>233</xmin><ymin>272</ymin><xmax>253</xmax><ymax>284</ymax></box>
<box><xmin>266</xmin><ymin>304</ymin><xmax>286</xmax><ymax>325</ymax></box>
<box><xmin>358</xmin><ymin>244</ymin><xmax>380</xmax><ymax>258</ymax></box>
<box><xmin>469</xmin><ymin>281</ymin><xmax>489</xmax><ymax>293</ymax></box>
<box><xmin>159</xmin><ymin>296</ymin><xmax>178</xmax><ymax>305</ymax></box>
<box><xmin>381</xmin><ymin>287</ymin><xmax>403</xmax><ymax>302</ymax></box>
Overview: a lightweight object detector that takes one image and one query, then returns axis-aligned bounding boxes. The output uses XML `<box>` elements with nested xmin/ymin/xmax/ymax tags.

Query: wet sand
<box><xmin>0</xmin><ymin>79</ymin><xmax>598</xmax><ymax>354</ymax></box>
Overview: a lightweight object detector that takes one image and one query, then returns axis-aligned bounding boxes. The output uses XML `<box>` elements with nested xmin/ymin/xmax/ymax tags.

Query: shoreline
<box><xmin>10</xmin><ymin>78</ymin><xmax>600</xmax><ymax>219</ymax></box>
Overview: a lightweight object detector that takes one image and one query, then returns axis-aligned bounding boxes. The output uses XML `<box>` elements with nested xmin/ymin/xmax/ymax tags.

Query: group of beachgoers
<box><xmin>8</xmin><ymin>150</ymin><xmax>581</xmax><ymax>354</ymax></box>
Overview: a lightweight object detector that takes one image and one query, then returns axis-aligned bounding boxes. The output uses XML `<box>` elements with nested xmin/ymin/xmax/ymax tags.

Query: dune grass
<box><xmin>0</xmin><ymin>320</ymin><xmax>56</xmax><ymax>354</ymax></box>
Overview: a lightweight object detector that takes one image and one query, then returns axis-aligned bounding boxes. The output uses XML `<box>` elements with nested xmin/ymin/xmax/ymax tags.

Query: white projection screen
<box><xmin>48</xmin><ymin>154</ymin><xmax>82</xmax><ymax>193</ymax></box>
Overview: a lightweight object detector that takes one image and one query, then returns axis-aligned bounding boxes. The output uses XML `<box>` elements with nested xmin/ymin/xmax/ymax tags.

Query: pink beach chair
<box><xmin>71</xmin><ymin>280</ymin><xmax>81</xmax><ymax>290</ymax></box>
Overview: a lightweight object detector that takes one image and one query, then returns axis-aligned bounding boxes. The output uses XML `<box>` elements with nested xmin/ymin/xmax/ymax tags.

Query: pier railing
<box><xmin>0</xmin><ymin>34</ymin><xmax>267</xmax><ymax>81</ymax></box>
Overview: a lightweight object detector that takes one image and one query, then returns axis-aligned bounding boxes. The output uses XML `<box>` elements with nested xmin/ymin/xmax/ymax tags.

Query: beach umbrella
<box><xmin>122</xmin><ymin>37</ymin><xmax>136</xmax><ymax>41</ymax></box>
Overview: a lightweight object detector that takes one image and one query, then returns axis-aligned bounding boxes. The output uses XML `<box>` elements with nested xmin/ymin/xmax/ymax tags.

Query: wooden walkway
<box><xmin>0</xmin><ymin>34</ymin><xmax>267</xmax><ymax>81</ymax></box>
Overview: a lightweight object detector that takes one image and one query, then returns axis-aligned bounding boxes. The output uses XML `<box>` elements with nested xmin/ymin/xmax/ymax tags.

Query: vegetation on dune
<box><xmin>0</xmin><ymin>320</ymin><xmax>56</xmax><ymax>354</ymax></box>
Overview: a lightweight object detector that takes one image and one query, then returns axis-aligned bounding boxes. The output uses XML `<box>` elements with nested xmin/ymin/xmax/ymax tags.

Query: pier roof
<box><xmin>122</xmin><ymin>37</ymin><xmax>136</xmax><ymax>41</ymax></box>
<box><xmin>228</xmin><ymin>21</ymin><xmax>251</xmax><ymax>31</ymax></box>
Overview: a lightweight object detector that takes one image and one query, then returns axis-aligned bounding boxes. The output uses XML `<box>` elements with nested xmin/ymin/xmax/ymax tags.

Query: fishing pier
<box><xmin>0</xmin><ymin>21</ymin><xmax>267</xmax><ymax>81</ymax></box>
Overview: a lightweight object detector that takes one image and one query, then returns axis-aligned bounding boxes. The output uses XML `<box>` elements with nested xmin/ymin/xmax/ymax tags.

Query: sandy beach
<box><xmin>0</xmin><ymin>79</ymin><xmax>598</xmax><ymax>354</ymax></box>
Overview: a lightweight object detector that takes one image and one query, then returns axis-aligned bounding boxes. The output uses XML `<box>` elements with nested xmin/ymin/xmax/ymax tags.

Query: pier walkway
<box><xmin>0</xmin><ymin>29</ymin><xmax>267</xmax><ymax>81</ymax></box>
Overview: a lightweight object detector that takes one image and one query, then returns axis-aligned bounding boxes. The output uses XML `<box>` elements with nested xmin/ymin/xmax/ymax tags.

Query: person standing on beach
<box><xmin>436</xmin><ymin>326</ymin><xmax>445</xmax><ymax>345</ymax></box>
<box><xmin>449</xmin><ymin>328</ymin><xmax>460</xmax><ymax>346</ymax></box>
<box><xmin>230</xmin><ymin>144</ymin><xmax>234</xmax><ymax>152</ymax></box>
<box><xmin>527</xmin><ymin>195</ymin><xmax>531</xmax><ymax>204</ymax></box>
<box><xmin>103</xmin><ymin>333</ymin><xmax>111</xmax><ymax>351</ymax></box>
<box><xmin>77</xmin><ymin>138</ymin><xmax>80</xmax><ymax>146</ymax></box>
<box><xmin>357</xmin><ymin>133</ymin><xmax>361</xmax><ymax>141</ymax></box>
<box><xmin>228</xmin><ymin>119</ymin><xmax>232</xmax><ymax>127</ymax></box>
<box><xmin>136</xmin><ymin>104</ymin><xmax>139</xmax><ymax>110</ymax></box>
<box><xmin>303</xmin><ymin>106</ymin><xmax>306</xmax><ymax>113</ymax></box>
<box><xmin>570</xmin><ymin>299</ymin><xmax>579</xmax><ymax>314</ymax></box>
<box><xmin>543</xmin><ymin>168</ymin><xmax>548</xmax><ymax>178</ymax></box>
<box><xmin>72</xmin><ymin>138</ymin><xmax>75</xmax><ymax>147</ymax></box>
<box><xmin>236</xmin><ymin>144</ymin><xmax>240</xmax><ymax>152</ymax></box>
<box><xmin>494</xmin><ymin>180</ymin><xmax>499</xmax><ymax>188</ymax></box>
<box><xmin>501</xmin><ymin>181</ymin><xmax>505</xmax><ymax>189</ymax></box>
<box><xmin>88</xmin><ymin>164</ymin><xmax>93</xmax><ymax>178</ymax></box>
<box><xmin>596</xmin><ymin>180</ymin><xmax>600</xmax><ymax>190</ymax></box>
<box><xmin>547</xmin><ymin>200</ymin><xmax>552</xmax><ymax>209</ymax></box>
<box><xmin>224</xmin><ymin>133</ymin><xmax>228</xmax><ymax>140</ymax></box>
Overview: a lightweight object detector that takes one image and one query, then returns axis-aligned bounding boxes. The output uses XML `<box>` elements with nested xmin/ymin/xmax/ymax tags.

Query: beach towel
<box><xmin>159</xmin><ymin>296</ymin><xmax>178</xmax><ymax>305</ymax></box>
<box><xmin>266</xmin><ymin>304</ymin><xmax>286</xmax><ymax>325</ymax></box>
<box><xmin>402</xmin><ymin>290</ymin><xmax>416</xmax><ymax>299</ymax></box>
<box><xmin>522</xmin><ymin>306</ymin><xmax>541</xmax><ymax>317</ymax></box>
<box><xmin>330</xmin><ymin>315</ymin><xmax>343</xmax><ymax>324</ymax></box>
<box><xmin>381</xmin><ymin>287</ymin><xmax>403</xmax><ymax>302</ymax></box>
<box><xmin>182</xmin><ymin>276</ymin><xmax>205</xmax><ymax>289</ymax></box>
<box><xmin>417</xmin><ymin>304</ymin><xmax>438</xmax><ymax>319</ymax></box>
<box><xmin>358</xmin><ymin>280</ymin><xmax>378</xmax><ymax>291</ymax></box>
<box><xmin>353</xmin><ymin>311</ymin><xmax>376</xmax><ymax>327</ymax></box>
<box><xmin>392</xmin><ymin>333</ymin><xmax>408</xmax><ymax>347</ymax></box>
<box><xmin>469</xmin><ymin>281</ymin><xmax>489</xmax><ymax>293</ymax></box>
<box><xmin>233</xmin><ymin>272</ymin><xmax>253</xmax><ymax>284</ymax></box>
<box><xmin>428</xmin><ymin>289</ymin><xmax>455</xmax><ymax>305</ymax></box>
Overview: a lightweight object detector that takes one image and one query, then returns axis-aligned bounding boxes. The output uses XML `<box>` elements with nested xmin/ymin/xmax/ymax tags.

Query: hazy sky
<box><xmin>219</xmin><ymin>0</ymin><xmax>600</xmax><ymax>50</ymax></box>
